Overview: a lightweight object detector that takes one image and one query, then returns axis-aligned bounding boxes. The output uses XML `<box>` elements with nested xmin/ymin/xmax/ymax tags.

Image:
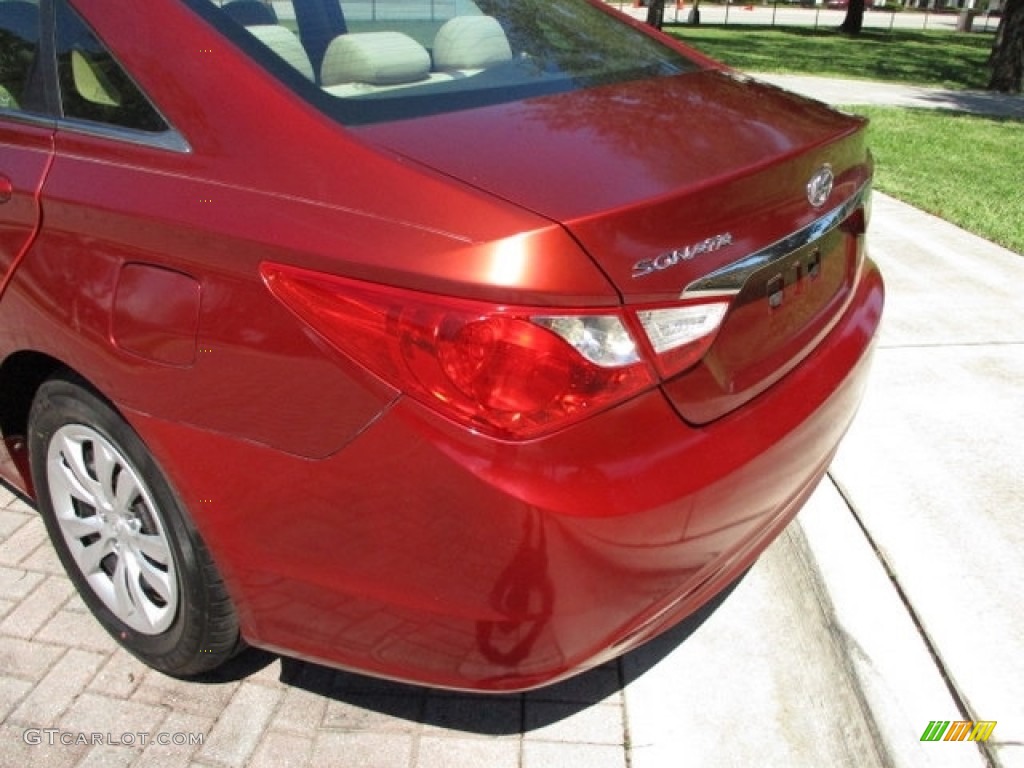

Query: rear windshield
<box><xmin>186</xmin><ymin>0</ymin><xmax>701</xmax><ymax>125</ymax></box>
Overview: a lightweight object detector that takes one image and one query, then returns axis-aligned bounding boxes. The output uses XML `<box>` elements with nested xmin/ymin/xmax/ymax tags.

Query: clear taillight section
<box><xmin>262</xmin><ymin>264</ymin><xmax>730</xmax><ymax>440</ymax></box>
<box><xmin>637</xmin><ymin>303</ymin><xmax>730</xmax><ymax>378</ymax></box>
<box><xmin>531</xmin><ymin>316</ymin><xmax>641</xmax><ymax>368</ymax></box>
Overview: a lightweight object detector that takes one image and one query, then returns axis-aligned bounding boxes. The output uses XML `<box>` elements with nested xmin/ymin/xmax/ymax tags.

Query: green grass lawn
<box><xmin>665</xmin><ymin>26</ymin><xmax>1022</xmax><ymax>253</ymax></box>
<box><xmin>851</xmin><ymin>107</ymin><xmax>1024</xmax><ymax>254</ymax></box>
<box><xmin>667</xmin><ymin>27</ymin><xmax>995</xmax><ymax>89</ymax></box>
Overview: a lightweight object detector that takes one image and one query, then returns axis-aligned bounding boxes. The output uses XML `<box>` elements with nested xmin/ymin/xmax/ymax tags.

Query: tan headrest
<box><xmin>321</xmin><ymin>32</ymin><xmax>431</xmax><ymax>86</ymax></box>
<box><xmin>433</xmin><ymin>16</ymin><xmax>512</xmax><ymax>71</ymax></box>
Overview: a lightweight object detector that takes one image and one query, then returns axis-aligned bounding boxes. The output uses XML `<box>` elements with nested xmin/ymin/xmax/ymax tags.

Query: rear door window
<box><xmin>0</xmin><ymin>0</ymin><xmax>44</xmax><ymax>113</ymax></box>
<box><xmin>55</xmin><ymin>0</ymin><xmax>171</xmax><ymax>134</ymax></box>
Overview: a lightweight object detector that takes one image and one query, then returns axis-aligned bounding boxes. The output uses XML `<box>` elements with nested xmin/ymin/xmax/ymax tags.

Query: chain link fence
<box><xmin>607</xmin><ymin>0</ymin><xmax>1003</xmax><ymax>33</ymax></box>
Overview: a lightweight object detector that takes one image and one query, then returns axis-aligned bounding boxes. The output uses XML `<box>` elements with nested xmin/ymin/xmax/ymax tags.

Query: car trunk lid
<box><xmin>356</xmin><ymin>69</ymin><xmax>872</xmax><ymax>423</ymax></box>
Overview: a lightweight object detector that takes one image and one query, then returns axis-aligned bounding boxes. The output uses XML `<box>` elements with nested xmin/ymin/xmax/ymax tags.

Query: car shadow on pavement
<box><xmin>197</xmin><ymin>571</ymin><xmax>746</xmax><ymax>735</ymax></box>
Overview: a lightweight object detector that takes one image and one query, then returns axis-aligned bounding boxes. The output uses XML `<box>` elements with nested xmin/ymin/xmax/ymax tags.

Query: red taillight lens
<box><xmin>261</xmin><ymin>264</ymin><xmax>659</xmax><ymax>440</ymax></box>
<box><xmin>408</xmin><ymin>315</ymin><xmax>587</xmax><ymax>419</ymax></box>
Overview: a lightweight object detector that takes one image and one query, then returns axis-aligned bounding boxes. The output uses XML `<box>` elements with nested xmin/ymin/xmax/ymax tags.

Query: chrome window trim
<box><xmin>0</xmin><ymin>108</ymin><xmax>56</xmax><ymax>130</ymax></box>
<box><xmin>54</xmin><ymin>116</ymin><xmax>192</xmax><ymax>153</ymax></box>
<box><xmin>682</xmin><ymin>180</ymin><xmax>871</xmax><ymax>299</ymax></box>
<box><xmin>2</xmin><ymin>102</ymin><xmax>191</xmax><ymax>155</ymax></box>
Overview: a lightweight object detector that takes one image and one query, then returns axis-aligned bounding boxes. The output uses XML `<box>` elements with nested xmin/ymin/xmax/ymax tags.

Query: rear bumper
<box><xmin>130</xmin><ymin>259</ymin><xmax>883</xmax><ymax>692</ymax></box>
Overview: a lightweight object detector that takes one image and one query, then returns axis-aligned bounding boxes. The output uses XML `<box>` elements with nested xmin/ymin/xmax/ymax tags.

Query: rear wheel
<box><xmin>28</xmin><ymin>375</ymin><xmax>239</xmax><ymax>676</ymax></box>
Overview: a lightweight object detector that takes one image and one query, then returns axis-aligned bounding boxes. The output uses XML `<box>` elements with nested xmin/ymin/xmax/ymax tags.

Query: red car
<box><xmin>0</xmin><ymin>0</ymin><xmax>882</xmax><ymax>691</ymax></box>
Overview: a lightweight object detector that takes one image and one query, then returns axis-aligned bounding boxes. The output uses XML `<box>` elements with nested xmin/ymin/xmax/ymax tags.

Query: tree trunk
<box><xmin>646</xmin><ymin>0</ymin><xmax>666</xmax><ymax>29</ymax></box>
<box><xmin>839</xmin><ymin>0</ymin><xmax>866</xmax><ymax>34</ymax></box>
<box><xmin>989</xmin><ymin>0</ymin><xmax>1024</xmax><ymax>92</ymax></box>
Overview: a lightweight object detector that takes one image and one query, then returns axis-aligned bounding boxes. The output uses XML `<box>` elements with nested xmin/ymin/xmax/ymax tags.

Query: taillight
<box><xmin>636</xmin><ymin>302</ymin><xmax>730</xmax><ymax>379</ymax></box>
<box><xmin>261</xmin><ymin>264</ymin><xmax>729</xmax><ymax>440</ymax></box>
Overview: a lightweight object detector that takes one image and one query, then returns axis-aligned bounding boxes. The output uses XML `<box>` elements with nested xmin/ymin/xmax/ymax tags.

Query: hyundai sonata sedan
<box><xmin>0</xmin><ymin>0</ymin><xmax>882</xmax><ymax>691</ymax></box>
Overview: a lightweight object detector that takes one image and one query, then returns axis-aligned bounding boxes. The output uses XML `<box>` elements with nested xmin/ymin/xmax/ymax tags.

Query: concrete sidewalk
<box><xmin>752</xmin><ymin>73</ymin><xmax>1024</xmax><ymax>118</ymax></box>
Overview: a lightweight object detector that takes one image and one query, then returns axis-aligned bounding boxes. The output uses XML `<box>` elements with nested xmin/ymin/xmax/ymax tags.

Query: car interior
<box><xmin>218</xmin><ymin>0</ymin><xmax>516</xmax><ymax>97</ymax></box>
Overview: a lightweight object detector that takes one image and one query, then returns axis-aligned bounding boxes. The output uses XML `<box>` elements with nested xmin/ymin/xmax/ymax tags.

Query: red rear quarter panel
<box><xmin>1</xmin><ymin>0</ymin><xmax>617</xmax><ymax>467</ymax></box>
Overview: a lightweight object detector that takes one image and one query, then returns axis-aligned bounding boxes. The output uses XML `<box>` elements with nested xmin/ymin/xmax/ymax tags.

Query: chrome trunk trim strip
<box><xmin>682</xmin><ymin>181</ymin><xmax>871</xmax><ymax>299</ymax></box>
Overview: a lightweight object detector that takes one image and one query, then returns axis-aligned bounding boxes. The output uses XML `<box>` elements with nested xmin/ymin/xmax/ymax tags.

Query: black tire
<box><xmin>28</xmin><ymin>374</ymin><xmax>240</xmax><ymax>677</ymax></box>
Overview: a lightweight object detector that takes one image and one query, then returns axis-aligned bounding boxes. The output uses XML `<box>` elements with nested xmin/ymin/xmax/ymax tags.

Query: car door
<box><xmin>0</xmin><ymin>0</ymin><xmax>54</xmax><ymax>295</ymax></box>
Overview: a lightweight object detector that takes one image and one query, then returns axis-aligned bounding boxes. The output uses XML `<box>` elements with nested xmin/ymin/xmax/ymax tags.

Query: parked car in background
<box><xmin>0</xmin><ymin>0</ymin><xmax>882</xmax><ymax>691</ymax></box>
